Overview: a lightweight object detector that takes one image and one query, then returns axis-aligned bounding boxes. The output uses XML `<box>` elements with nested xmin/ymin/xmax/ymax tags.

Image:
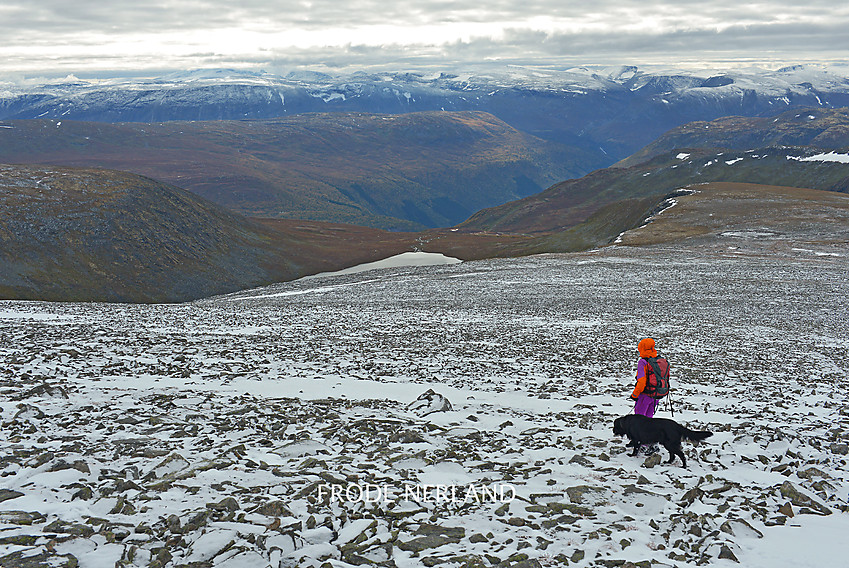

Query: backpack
<box><xmin>644</xmin><ymin>357</ymin><xmax>670</xmax><ymax>399</ymax></box>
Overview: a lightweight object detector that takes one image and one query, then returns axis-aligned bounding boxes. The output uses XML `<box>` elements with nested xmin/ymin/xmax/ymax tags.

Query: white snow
<box><xmin>798</xmin><ymin>152</ymin><xmax>849</xmax><ymax>163</ymax></box>
<box><xmin>303</xmin><ymin>251</ymin><xmax>461</xmax><ymax>279</ymax></box>
<box><xmin>0</xmin><ymin>245</ymin><xmax>846</xmax><ymax>567</ymax></box>
<box><xmin>736</xmin><ymin>514</ymin><xmax>849</xmax><ymax>568</ymax></box>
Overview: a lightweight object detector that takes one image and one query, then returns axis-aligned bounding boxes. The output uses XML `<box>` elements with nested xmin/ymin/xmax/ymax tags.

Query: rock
<box><xmin>642</xmin><ymin>454</ymin><xmax>662</xmax><ymax>468</ymax></box>
<box><xmin>407</xmin><ymin>389</ymin><xmax>452</xmax><ymax>416</ymax></box>
<box><xmin>546</xmin><ymin>502</ymin><xmax>594</xmax><ymax>517</ymax></box>
<box><xmin>146</xmin><ymin>453</ymin><xmax>190</xmax><ymax>480</ymax></box>
<box><xmin>49</xmin><ymin>460</ymin><xmax>90</xmax><ymax>474</ymax></box>
<box><xmin>13</xmin><ymin>403</ymin><xmax>45</xmax><ymax>420</ymax></box>
<box><xmin>796</xmin><ymin>467</ymin><xmax>828</xmax><ymax>479</ymax></box>
<box><xmin>680</xmin><ymin>487</ymin><xmax>704</xmax><ymax>506</ymax></box>
<box><xmin>469</xmin><ymin>533</ymin><xmax>488</xmax><ymax>543</ymax></box>
<box><xmin>720</xmin><ymin>518</ymin><xmax>763</xmax><ymax>539</ymax></box>
<box><xmin>446</xmin><ymin>554</ymin><xmax>487</xmax><ymax>567</ymax></box>
<box><xmin>182</xmin><ymin>511</ymin><xmax>209</xmax><ymax>532</ymax></box>
<box><xmin>622</xmin><ymin>484</ymin><xmax>655</xmax><ymax>497</ymax></box>
<box><xmin>779</xmin><ymin>481</ymin><xmax>831</xmax><ymax>515</ymax></box>
<box><xmin>318</xmin><ymin>471</ymin><xmax>347</xmax><ymax>485</ymax></box>
<box><xmin>565</xmin><ymin>485</ymin><xmax>608</xmax><ymax>505</ymax></box>
<box><xmin>0</xmin><ymin>489</ymin><xmax>24</xmax><ymax>502</ymax></box>
<box><xmin>298</xmin><ymin>457</ymin><xmax>327</xmax><ymax>469</ymax></box>
<box><xmin>254</xmin><ymin>500</ymin><xmax>294</xmax><ymax>517</ymax></box>
<box><xmin>22</xmin><ymin>383</ymin><xmax>69</xmax><ymax>399</ymax></box>
<box><xmin>718</xmin><ymin>544</ymin><xmax>739</xmax><ymax>562</ymax></box>
<box><xmin>43</xmin><ymin>519</ymin><xmax>96</xmax><ymax>537</ymax></box>
<box><xmin>0</xmin><ymin>550</ymin><xmax>79</xmax><ymax>567</ymax></box>
<box><xmin>71</xmin><ymin>487</ymin><xmax>93</xmax><ymax>501</ymax></box>
<box><xmin>830</xmin><ymin>443</ymin><xmax>849</xmax><ymax>455</ymax></box>
<box><xmin>390</xmin><ymin>429</ymin><xmax>427</xmax><ymax>443</ymax></box>
<box><xmin>568</xmin><ymin>454</ymin><xmax>593</xmax><ymax>467</ymax></box>
<box><xmin>109</xmin><ymin>496</ymin><xmax>137</xmax><ymax>515</ymax></box>
<box><xmin>506</xmin><ymin>559</ymin><xmax>543</xmax><ymax>568</ymax></box>
<box><xmin>207</xmin><ymin>497</ymin><xmax>240</xmax><ymax>512</ymax></box>
<box><xmin>397</xmin><ymin>524</ymin><xmax>465</xmax><ymax>552</ymax></box>
<box><xmin>0</xmin><ymin>510</ymin><xmax>46</xmax><ymax>525</ymax></box>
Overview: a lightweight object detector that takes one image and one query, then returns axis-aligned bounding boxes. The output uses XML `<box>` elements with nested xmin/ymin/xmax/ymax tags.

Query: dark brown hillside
<box><xmin>0</xmin><ymin>163</ymin><xmax>559</xmax><ymax>302</ymax></box>
<box><xmin>0</xmin><ymin>111</ymin><xmax>591</xmax><ymax>230</ymax></box>
<box><xmin>0</xmin><ymin>165</ymin><xmax>422</xmax><ymax>303</ymax></box>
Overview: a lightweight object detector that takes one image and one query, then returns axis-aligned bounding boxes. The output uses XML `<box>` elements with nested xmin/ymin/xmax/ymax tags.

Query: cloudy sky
<box><xmin>2</xmin><ymin>1</ymin><xmax>848</xmax><ymax>77</ymax></box>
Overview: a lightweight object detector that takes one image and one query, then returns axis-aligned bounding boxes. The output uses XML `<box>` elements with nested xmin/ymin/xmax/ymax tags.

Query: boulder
<box><xmin>407</xmin><ymin>389</ymin><xmax>453</xmax><ymax>416</ymax></box>
<box><xmin>779</xmin><ymin>481</ymin><xmax>831</xmax><ymax>515</ymax></box>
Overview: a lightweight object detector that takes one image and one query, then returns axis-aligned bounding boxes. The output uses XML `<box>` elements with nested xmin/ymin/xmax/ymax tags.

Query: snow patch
<box><xmin>786</xmin><ymin>151</ymin><xmax>849</xmax><ymax>163</ymax></box>
<box><xmin>303</xmin><ymin>251</ymin><xmax>461</xmax><ymax>279</ymax></box>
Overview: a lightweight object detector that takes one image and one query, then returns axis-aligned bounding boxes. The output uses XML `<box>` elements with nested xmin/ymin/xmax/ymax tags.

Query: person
<box><xmin>629</xmin><ymin>337</ymin><xmax>661</xmax><ymax>454</ymax></box>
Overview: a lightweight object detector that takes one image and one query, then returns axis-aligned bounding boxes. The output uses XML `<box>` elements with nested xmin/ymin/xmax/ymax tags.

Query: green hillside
<box><xmin>459</xmin><ymin>146</ymin><xmax>849</xmax><ymax>237</ymax></box>
<box><xmin>617</xmin><ymin>107</ymin><xmax>849</xmax><ymax>168</ymax></box>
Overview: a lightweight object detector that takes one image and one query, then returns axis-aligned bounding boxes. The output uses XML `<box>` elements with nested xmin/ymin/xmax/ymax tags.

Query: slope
<box><xmin>616</xmin><ymin>106</ymin><xmax>849</xmax><ymax>168</ymax></box>
<box><xmin>617</xmin><ymin>181</ymin><xmax>849</xmax><ymax>252</ymax></box>
<box><xmin>457</xmin><ymin>146</ymin><xmax>849</xmax><ymax>238</ymax></box>
<box><xmin>0</xmin><ymin>165</ymin><xmax>422</xmax><ymax>303</ymax></box>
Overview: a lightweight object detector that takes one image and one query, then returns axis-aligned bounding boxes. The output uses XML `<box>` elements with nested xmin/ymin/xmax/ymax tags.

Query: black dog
<box><xmin>613</xmin><ymin>414</ymin><xmax>712</xmax><ymax>467</ymax></box>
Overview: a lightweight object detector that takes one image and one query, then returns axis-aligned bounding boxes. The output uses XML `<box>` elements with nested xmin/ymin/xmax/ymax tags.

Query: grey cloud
<box><xmin>1</xmin><ymin>1</ymin><xmax>847</xmax><ymax>75</ymax></box>
<box><xmin>5</xmin><ymin>1</ymin><xmax>846</xmax><ymax>34</ymax></box>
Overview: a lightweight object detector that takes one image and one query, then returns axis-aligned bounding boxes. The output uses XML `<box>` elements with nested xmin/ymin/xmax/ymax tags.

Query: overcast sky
<box><xmin>2</xmin><ymin>1</ymin><xmax>848</xmax><ymax>78</ymax></box>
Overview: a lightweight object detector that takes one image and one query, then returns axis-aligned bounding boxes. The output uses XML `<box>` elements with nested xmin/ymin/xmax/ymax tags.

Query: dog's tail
<box><xmin>681</xmin><ymin>427</ymin><xmax>713</xmax><ymax>443</ymax></box>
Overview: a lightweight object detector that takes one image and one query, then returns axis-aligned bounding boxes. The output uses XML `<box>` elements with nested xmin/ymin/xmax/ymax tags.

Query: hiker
<box><xmin>630</xmin><ymin>337</ymin><xmax>661</xmax><ymax>417</ymax></box>
<box><xmin>628</xmin><ymin>337</ymin><xmax>671</xmax><ymax>455</ymax></box>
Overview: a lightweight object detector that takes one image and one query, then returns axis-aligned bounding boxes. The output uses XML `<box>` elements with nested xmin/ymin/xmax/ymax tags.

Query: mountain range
<box><xmin>3</xmin><ymin>64</ymin><xmax>849</xmax><ymax>168</ymax></box>
<box><xmin>2</xmin><ymin>65</ymin><xmax>849</xmax><ymax>303</ymax></box>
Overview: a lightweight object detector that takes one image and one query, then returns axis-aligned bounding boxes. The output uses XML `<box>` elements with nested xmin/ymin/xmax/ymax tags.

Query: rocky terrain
<box><xmin>1</xmin><ymin>206</ymin><xmax>847</xmax><ymax>567</ymax></box>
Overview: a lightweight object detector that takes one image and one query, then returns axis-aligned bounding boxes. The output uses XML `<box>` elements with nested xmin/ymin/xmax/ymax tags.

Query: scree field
<box><xmin>1</xmin><ymin>242</ymin><xmax>847</xmax><ymax>568</ymax></box>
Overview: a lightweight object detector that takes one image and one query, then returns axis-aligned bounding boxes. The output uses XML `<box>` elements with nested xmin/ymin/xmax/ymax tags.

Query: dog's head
<box><xmin>612</xmin><ymin>416</ymin><xmax>625</xmax><ymax>436</ymax></box>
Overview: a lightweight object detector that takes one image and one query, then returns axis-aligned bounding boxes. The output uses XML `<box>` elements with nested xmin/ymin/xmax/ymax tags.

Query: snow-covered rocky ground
<box><xmin>1</xmin><ymin>243</ymin><xmax>847</xmax><ymax>568</ymax></box>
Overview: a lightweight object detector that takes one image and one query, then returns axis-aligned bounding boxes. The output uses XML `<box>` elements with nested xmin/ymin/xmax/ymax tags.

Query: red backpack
<box><xmin>644</xmin><ymin>357</ymin><xmax>670</xmax><ymax>398</ymax></box>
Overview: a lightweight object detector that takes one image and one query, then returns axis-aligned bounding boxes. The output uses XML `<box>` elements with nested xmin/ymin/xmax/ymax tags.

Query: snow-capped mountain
<box><xmin>2</xmin><ymin>64</ymin><xmax>848</xmax><ymax>164</ymax></box>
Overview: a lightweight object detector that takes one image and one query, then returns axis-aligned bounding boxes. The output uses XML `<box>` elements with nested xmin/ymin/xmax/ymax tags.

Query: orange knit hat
<box><xmin>638</xmin><ymin>337</ymin><xmax>657</xmax><ymax>358</ymax></box>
